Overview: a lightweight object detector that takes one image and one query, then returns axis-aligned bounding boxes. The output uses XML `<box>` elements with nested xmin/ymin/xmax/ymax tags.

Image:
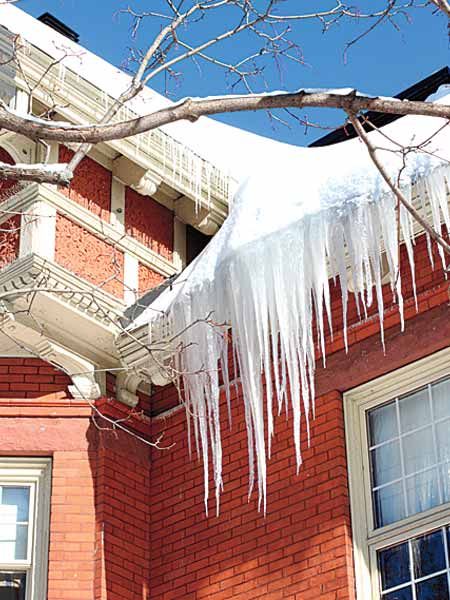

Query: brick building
<box><xmin>0</xmin><ymin>4</ymin><xmax>450</xmax><ymax>600</ymax></box>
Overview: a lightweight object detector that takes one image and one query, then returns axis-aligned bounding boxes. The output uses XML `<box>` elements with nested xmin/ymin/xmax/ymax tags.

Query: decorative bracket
<box><xmin>112</xmin><ymin>155</ymin><xmax>162</xmax><ymax>197</ymax></box>
<box><xmin>115</xmin><ymin>371</ymin><xmax>147</xmax><ymax>408</ymax></box>
<box><xmin>174</xmin><ymin>196</ymin><xmax>219</xmax><ymax>235</ymax></box>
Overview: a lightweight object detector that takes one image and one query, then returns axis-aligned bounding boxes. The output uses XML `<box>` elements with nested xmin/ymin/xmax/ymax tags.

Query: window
<box><xmin>345</xmin><ymin>348</ymin><xmax>450</xmax><ymax>599</ymax></box>
<box><xmin>0</xmin><ymin>459</ymin><xmax>51</xmax><ymax>600</ymax></box>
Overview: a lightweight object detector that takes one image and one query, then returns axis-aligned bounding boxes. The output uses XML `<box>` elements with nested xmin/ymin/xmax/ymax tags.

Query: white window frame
<box><xmin>344</xmin><ymin>346</ymin><xmax>450</xmax><ymax>599</ymax></box>
<box><xmin>0</xmin><ymin>458</ymin><xmax>51</xmax><ymax>600</ymax></box>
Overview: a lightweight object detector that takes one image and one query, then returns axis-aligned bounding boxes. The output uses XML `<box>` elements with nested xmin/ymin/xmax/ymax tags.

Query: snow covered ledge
<box><xmin>120</xmin><ymin>89</ymin><xmax>450</xmax><ymax>514</ymax></box>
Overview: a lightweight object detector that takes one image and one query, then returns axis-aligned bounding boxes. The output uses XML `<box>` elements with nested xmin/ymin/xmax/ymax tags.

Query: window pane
<box><xmin>403</xmin><ymin>427</ymin><xmax>435</xmax><ymax>475</ymax></box>
<box><xmin>406</xmin><ymin>468</ymin><xmax>440</xmax><ymax>515</ymax></box>
<box><xmin>399</xmin><ymin>388</ymin><xmax>430</xmax><ymax>433</ymax></box>
<box><xmin>374</xmin><ymin>482</ymin><xmax>406</xmax><ymax>528</ymax></box>
<box><xmin>383</xmin><ymin>587</ymin><xmax>413</xmax><ymax>600</ymax></box>
<box><xmin>0</xmin><ymin>486</ymin><xmax>30</xmax><ymax>562</ymax></box>
<box><xmin>412</xmin><ymin>530</ymin><xmax>446</xmax><ymax>578</ymax></box>
<box><xmin>0</xmin><ymin>572</ymin><xmax>26</xmax><ymax>600</ymax></box>
<box><xmin>436</xmin><ymin>420</ymin><xmax>450</xmax><ymax>463</ymax></box>
<box><xmin>378</xmin><ymin>542</ymin><xmax>410</xmax><ymax>590</ymax></box>
<box><xmin>1</xmin><ymin>489</ymin><xmax>29</xmax><ymax>524</ymax></box>
<box><xmin>371</xmin><ymin>441</ymin><xmax>402</xmax><ymax>487</ymax></box>
<box><xmin>13</xmin><ymin>527</ymin><xmax>28</xmax><ymax>561</ymax></box>
<box><xmin>379</xmin><ymin>529</ymin><xmax>450</xmax><ymax>600</ymax></box>
<box><xmin>368</xmin><ymin>380</ymin><xmax>450</xmax><ymax>529</ymax></box>
<box><xmin>369</xmin><ymin>401</ymin><xmax>398</xmax><ymax>445</ymax></box>
<box><xmin>431</xmin><ymin>379</ymin><xmax>450</xmax><ymax>420</ymax></box>
<box><xmin>416</xmin><ymin>574</ymin><xmax>449</xmax><ymax>600</ymax></box>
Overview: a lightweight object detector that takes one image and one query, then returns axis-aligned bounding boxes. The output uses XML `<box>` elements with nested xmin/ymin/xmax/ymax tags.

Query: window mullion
<box><xmin>395</xmin><ymin>397</ymin><xmax>410</xmax><ymax>519</ymax></box>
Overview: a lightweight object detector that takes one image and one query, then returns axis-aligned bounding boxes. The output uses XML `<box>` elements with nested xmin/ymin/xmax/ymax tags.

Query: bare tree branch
<box><xmin>348</xmin><ymin>111</ymin><xmax>450</xmax><ymax>257</ymax></box>
<box><xmin>0</xmin><ymin>90</ymin><xmax>449</xmax><ymax>184</ymax></box>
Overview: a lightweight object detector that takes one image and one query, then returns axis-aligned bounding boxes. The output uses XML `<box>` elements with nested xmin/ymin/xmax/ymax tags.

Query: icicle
<box><xmin>144</xmin><ymin>108</ymin><xmax>450</xmax><ymax>515</ymax></box>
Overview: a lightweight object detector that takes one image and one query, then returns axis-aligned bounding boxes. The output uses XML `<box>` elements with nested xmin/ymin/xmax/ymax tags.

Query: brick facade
<box><xmin>58</xmin><ymin>147</ymin><xmax>112</xmax><ymax>222</ymax></box>
<box><xmin>0</xmin><ymin>139</ymin><xmax>448</xmax><ymax>599</ymax></box>
<box><xmin>145</xmin><ymin>232</ymin><xmax>450</xmax><ymax>600</ymax></box>
<box><xmin>55</xmin><ymin>214</ymin><xmax>125</xmax><ymax>299</ymax></box>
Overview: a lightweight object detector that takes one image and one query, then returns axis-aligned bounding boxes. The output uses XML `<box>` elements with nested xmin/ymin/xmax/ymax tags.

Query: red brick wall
<box><xmin>0</xmin><ymin>357</ymin><xmax>72</xmax><ymax>400</ymax></box>
<box><xmin>146</xmin><ymin>232</ymin><xmax>450</xmax><ymax>600</ymax></box>
<box><xmin>95</xmin><ymin>423</ymin><xmax>151</xmax><ymax>600</ymax></box>
<box><xmin>0</xmin><ymin>359</ymin><xmax>152</xmax><ymax>600</ymax></box>
<box><xmin>149</xmin><ymin>388</ymin><xmax>355</xmax><ymax>600</ymax></box>
<box><xmin>55</xmin><ymin>214</ymin><xmax>124</xmax><ymax>299</ymax></box>
<box><xmin>125</xmin><ymin>188</ymin><xmax>173</xmax><ymax>260</ymax></box>
<box><xmin>59</xmin><ymin>147</ymin><xmax>111</xmax><ymax>222</ymax></box>
<box><xmin>139</xmin><ymin>262</ymin><xmax>165</xmax><ymax>295</ymax></box>
<box><xmin>0</xmin><ymin>214</ymin><xmax>20</xmax><ymax>271</ymax></box>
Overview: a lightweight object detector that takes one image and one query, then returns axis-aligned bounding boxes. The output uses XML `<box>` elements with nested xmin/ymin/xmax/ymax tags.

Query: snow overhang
<box><xmin>115</xmin><ymin>91</ymin><xmax>450</xmax><ymax>510</ymax></box>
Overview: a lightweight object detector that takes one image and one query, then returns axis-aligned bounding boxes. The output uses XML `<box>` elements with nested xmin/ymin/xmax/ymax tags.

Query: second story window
<box><xmin>345</xmin><ymin>349</ymin><xmax>450</xmax><ymax>599</ymax></box>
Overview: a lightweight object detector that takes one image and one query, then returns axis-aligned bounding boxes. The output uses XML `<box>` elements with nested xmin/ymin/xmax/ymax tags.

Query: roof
<box><xmin>310</xmin><ymin>66</ymin><xmax>450</xmax><ymax>147</ymax></box>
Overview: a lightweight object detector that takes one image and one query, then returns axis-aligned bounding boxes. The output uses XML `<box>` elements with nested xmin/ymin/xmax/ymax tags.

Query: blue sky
<box><xmin>19</xmin><ymin>1</ymin><xmax>450</xmax><ymax>146</ymax></box>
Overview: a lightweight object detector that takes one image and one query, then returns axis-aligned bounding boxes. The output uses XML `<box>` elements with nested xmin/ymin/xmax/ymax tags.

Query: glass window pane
<box><xmin>1</xmin><ymin>489</ymin><xmax>29</xmax><ymax>523</ymax></box>
<box><xmin>436</xmin><ymin>420</ymin><xmax>450</xmax><ymax>463</ymax></box>
<box><xmin>371</xmin><ymin>441</ymin><xmax>402</xmax><ymax>487</ymax></box>
<box><xmin>378</xmin><ymin>542</ymin><xmax>410</xmax><ymax>590</ymax></box>
<box><xmin>369</xmin><ymin>401</ymin><xmax>398</xmax><ymax>445</ymax></box>
<box><xmin>432</xmin><ymin>379</ymin><xmax>450</xmax><ymax>420</ymax></box>
<box><xmin>13</xmin><ymin>526</ymin><xmax>28</xmax><ymax>561</ymax></box>
<box><xmin>383</xmin><ymin>587</ymin><xmax>413</xmax><ymax>600</ymax></box>
<box><xmin>403</xmin><ymin>427</ymin><xmax>435</xmax><ymax>475</ymax></box>
<box><xmin>399</xmin><ymin>388</ymin><xmax>430</xmax><ymax>433</ymax></box>
<box><xmin>374</xmin><ymin>482</ymin><xmax>406</xmax><ymax>528</ymax></box>
<box><xmin>416</xmin><ymin>574</ymin><xmax>449</xmax><ymax>600</ymax></box>
<box><xmin>406</xmin><ymin>468</ymin><xmax>440</xmax><ymax>516</ymax></box>
<box><xmin>441</xmin><ymin>464</ymin><xmax>450</xmax><ymax>503</ymax></box>
<box><xmin>0</xmin><ymin>572</ymin><xmax>26</xmax><ymax>600</ymax></box>
<box><xmin>412</xmin><ymin>530</ymin><xmax>446</xmax><ymax>578</ymax></box>
<box><xmin>0</xmin><ymin>525</ymin><xmax>28</xmax><ymax>562</ymax></box>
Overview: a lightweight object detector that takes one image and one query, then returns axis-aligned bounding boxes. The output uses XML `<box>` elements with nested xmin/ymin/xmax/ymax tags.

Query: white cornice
<box><xmin>1</xmin><ymin>182</ymin><xmax>178</xmax><ymax>278</ymax></box>
<box><xmin>3</xmin><ymin>29</ymin><xmax>233</xmax><ymax>225</ymax></box>
<box><xmin>0</xmin><ymin>254</ymin><xmax>122</xmax><ymax>362</ymax></box>
<box><xmin>116</xmin><ymin>323</ymin><xmax>172</xmax><ymax>387</ymax></box>
<box><xmin>0</xmin><ymin>254</ymin><xmax>153</xmax><ymax>404</ymax></box>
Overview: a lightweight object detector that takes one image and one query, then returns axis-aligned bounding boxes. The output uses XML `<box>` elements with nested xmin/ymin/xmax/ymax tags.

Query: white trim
<box><xmin>345</xmin><ymin>346</ymin><xmax>450</xmax><ymax>599</ymax></box>
<box><xmin>110</xmin><ymin>178</ymin><xmax>125</xmax><ymax>232</ymax></box>
<box><xmin>123</xmin><ymin>253</ymin><xmax>139</xmax><ymax>306</ymax></box>
<box><xmin>6</xmin><ymin>26</ymin><xmax>233</xmax><ymax>215</ymax></box>
<box><xmin>0</xmin><ymin>457</ymin><xmax>52</xmax><ymax>600</ymax></box>
<box><xmin>173</xmin><ymin>217</ymin><xmax>187</xmax><ymax>271</ymax></box>
<box><xmin>1</xmin><ymin>183</ymin><xmax>178</xmax><ymax>278</ymax></box>
<box><xmin>18</xmin><ymin>200</ymin><xmax>56</xmax><ymax>261</ymax></box>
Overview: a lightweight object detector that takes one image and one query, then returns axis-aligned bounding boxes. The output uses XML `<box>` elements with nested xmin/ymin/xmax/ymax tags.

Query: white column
<box><xmin>173</xmin><ymin>216</ymin><xmax>187</xmax><ymax>272</ymax></box>
<box><xmin>19</xmin><ymin>201</ymin><xmax>56</xmax><ymax>260</ymax></box>
<box><xmin>110</xmin><ymin>177</ymin><xmax>125</xmax><ymax>231</ymax></box>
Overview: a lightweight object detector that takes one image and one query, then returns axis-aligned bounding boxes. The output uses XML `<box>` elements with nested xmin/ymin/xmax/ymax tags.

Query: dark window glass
<box><xmin>384</xmin><ymin>587</ymin><xmax>413</xmax><ymax>600</ymax></box>
<box><xmin>412</xmin><ymin>530</ymin><xmax>446</xmax><ymax>579</ymax></box>
<box><xmin>379</xmin><ymin>527</ymin><xmax>450</xmax><ymax>599</ymax></box>
<box><xmin>379</xmin><ymin>542</ymin><xmax>410</xmax><ymax>590</ymax></box>
<box><xmin>0</xmin><ymin>572</ymin><xmax>26</xmax><ymax>600</ymax></box>
<box><xmin>186</xmin><ymin>225</ymin><xmax>210</xmax><ymax>265</ymax></box>
<box><xmin>416</xmin><ymin>574</ymin><xmax>449</xmax><ymax>600</ymax></box>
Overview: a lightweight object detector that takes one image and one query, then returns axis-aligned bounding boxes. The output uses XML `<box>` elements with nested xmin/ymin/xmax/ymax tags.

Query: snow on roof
<box><xmin>132</xmin><ymin>90</ymin><xmax>450</xmax><ymax>512</ymax></box>
<box><xmin>0</xmin><ymin>2</ymin><xmax>294</xmax><ymax>183</ymax></box>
